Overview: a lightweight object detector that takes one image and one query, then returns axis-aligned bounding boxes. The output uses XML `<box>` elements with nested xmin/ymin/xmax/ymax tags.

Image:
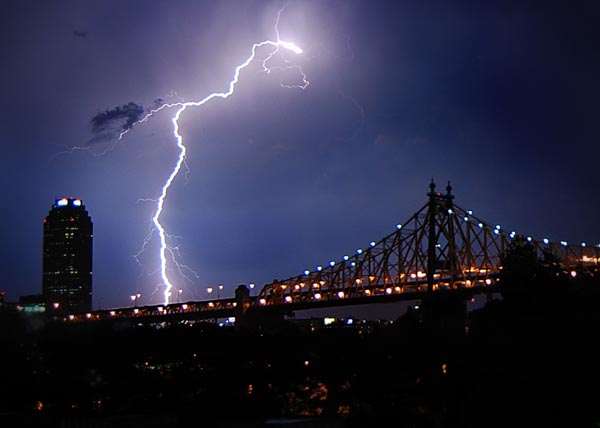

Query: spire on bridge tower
<box><xmin>428</xmin><ymin>178</ymin><xmax>436</xmax><ymax>198</ymax></box>
<box><xmin>446</xmin><ymin>181</ymin><xmax>454</xmax><ymax>202</ymax></box>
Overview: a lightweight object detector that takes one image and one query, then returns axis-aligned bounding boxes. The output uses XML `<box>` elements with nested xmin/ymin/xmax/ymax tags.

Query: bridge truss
<box><xmin>255</xmin><ymin>181</ymin><xmax>600</xmax><ymax>307</ymax></box>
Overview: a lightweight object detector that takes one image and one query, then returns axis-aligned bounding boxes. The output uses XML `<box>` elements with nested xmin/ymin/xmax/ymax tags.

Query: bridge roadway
<box><xmin>62</xmin><ymin>280</ymin><xmax>501</xmax><ymax>325</ymax></box>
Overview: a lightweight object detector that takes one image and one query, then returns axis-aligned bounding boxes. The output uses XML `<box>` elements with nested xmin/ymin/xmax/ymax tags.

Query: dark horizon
<box><xmin>2</xmin><ymin>254</ymin><xmax>599</xmax><ymax>427</ymax></box>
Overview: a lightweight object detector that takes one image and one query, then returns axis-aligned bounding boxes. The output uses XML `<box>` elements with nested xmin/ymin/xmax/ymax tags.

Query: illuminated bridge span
<box><xmin>65</xmin><ymin>181</ymin><xmax>600</xmax><ymax>324</ymax></box>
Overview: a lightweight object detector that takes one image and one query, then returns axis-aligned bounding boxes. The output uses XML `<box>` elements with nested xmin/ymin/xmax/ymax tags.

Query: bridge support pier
<box><xmin>234</xmin><ymin>284</ymin><xmax>251</xmax><ymax>328</ymax></box>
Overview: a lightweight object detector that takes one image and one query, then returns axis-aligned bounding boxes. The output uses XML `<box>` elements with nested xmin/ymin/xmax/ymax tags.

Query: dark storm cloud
<box><xmin>90</xmin><ymin>101</ymin><xmax>145</xmax><ymax>136</ymax></box>
<box><xmin>151</xmin><ymin>98</ymin><xmax>165</xmax><ymax>108</ymax></box>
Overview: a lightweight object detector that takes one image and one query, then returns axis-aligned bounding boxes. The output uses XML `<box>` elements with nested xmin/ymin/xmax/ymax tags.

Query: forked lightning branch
<box><xmin>113</xmin><ymin>9</ymin><xmax>308</xmax><ymax>306</ymax></box>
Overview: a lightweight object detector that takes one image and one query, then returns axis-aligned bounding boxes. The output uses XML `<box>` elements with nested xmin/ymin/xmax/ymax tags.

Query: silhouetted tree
<box><xmin>498</xmin><ymin>235</ymin><xmax>567</xmax><ymax>311</ymax></box>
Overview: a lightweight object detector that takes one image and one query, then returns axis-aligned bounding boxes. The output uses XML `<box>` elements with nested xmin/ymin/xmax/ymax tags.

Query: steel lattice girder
<box><xmin>256</xmin><ymin>186</ymin><xmax>600</xmax><ymax>306</ymax></box>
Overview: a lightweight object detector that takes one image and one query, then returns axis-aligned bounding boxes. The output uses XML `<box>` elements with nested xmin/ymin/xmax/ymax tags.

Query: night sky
<box><xmin>2</xmin><ymin>0</ymin><xmax>599</xmax><ymax>312</ymax></box>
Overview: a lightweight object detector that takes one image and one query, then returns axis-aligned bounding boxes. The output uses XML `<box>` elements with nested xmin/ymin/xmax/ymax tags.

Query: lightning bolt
<box><xmin>126</xmin><ymin>7</ymin><xmax>308</xmax><ymax>306</ymax></box>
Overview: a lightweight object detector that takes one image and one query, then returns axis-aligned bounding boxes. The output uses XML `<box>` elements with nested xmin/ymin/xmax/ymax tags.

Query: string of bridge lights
<box><xmin>299</xmin><ymin>208</ymin><xmax>600</xmax><ymax>278</ymax></box>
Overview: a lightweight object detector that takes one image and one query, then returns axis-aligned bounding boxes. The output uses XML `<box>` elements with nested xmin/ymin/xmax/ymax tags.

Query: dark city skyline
<box><xmin>1</xmin><ymin>0</ymin><xmax>600</xmax><ymax>311</ymax></box>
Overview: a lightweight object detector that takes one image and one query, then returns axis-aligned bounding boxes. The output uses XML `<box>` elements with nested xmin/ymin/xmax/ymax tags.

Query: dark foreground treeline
<box><xmin>1</xmin><ymin>242</ymin><xmax>600</xmax><ymax>427</ymax></box>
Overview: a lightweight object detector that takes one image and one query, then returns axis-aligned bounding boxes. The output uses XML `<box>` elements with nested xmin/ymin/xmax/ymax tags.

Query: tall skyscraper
<box><xmin>42</xmin><ymin>197</ymin><xmax>93</xmax><ymax>315</ymax></box>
